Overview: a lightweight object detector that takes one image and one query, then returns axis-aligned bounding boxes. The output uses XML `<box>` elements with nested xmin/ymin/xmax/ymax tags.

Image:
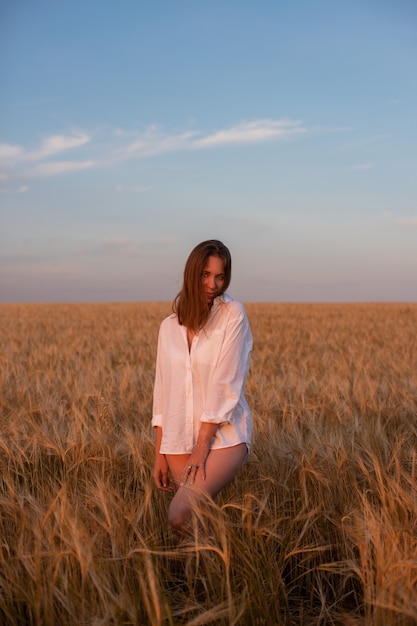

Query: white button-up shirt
<box><xmin>152</xmin><ymin>293</ymin><xmax>252</xmax><ymax>455</ymax></box>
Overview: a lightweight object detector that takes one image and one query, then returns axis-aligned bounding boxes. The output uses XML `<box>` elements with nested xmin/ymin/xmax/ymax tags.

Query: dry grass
<box><xmin>0</xmin><ymin>302</ymin><xmax>416</xmax><ymax>625</ymax></box>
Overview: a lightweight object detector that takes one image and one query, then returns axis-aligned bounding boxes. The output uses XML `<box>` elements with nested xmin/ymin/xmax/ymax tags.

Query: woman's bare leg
<box><xmin>166</xmin><ymin>444</ymin><xmax>248</xmax><ymax>532</ymax></box>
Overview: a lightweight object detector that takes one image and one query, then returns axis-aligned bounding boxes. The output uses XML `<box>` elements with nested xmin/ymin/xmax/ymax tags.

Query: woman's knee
<box><xmin>168</xmin><ymin>498</ymin><xmax>191</xmax><ymax>532</ymax></box>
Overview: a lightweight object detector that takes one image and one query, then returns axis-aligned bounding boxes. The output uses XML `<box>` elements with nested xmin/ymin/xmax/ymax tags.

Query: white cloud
<box><xmin>120</xmin><ymin>118</ymin><xmax>306</xmax><ymax>160</ymax></box>
<box><xmin>18</xmin><ymin>185</ymin><xmax>29</xmax><ymax>193</ymax></box>
<box><xmin>24</xmin><ymin>160</ymin><xmax>94</xmax><ymax>178</ymax></box>
<box><xmin>2</xmin><ymin>118</ymin><xmax>308</xmax><ymax>181</ymax></box>
<box><xmin>0</xmin><ymin>131</ymin><xmax>91</xmax><ymax>167</ymax></box>
<box><xmin>345</xmin><ymin>162</ymin><xmax>374</xmax><ymax>171</ymax></box>
<box><xmin>395</xmin><ymin>217</ymin><xmax>417</xmax><ymax>226</ymax></box>
<box><xmin>0</xmin><ymin>143</ymin><xmax>24</xmax><ymax>164</ymax></box>
<box><xmin>194</xmin><ymin>119</ymin><xmax>306</xmax><ymax>148</ymax></box>
<box><xmin>0</xmin><ymin>130</ymin><xmax>92</xmax><ymax>185</ymax></box>
<box><xmin>29</xmin><ymin>131</ymin><xmax>91</xmax><ymax>161</ymax></box>
<box><xmin>124</xmin><ymin>128</ymin><xmax>198</xmax><ymax>158</ymax></box>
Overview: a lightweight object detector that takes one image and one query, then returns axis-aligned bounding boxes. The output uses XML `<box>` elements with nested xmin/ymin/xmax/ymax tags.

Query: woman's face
<box><xmin>201</xmin><ymin>255</ymin><xmax>225</xmax><ymax>305</ymax></box>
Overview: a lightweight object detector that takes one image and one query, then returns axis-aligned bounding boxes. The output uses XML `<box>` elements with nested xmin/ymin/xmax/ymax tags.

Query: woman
<box><xmin>152</xmin><ymin>240</ymin><xmax>252</xmax><ymax>532</ymax></box>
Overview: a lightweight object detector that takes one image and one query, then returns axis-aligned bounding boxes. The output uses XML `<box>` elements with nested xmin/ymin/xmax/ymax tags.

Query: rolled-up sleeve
<box><xmin>199</xmin><ymin>305</ymin><xmax>252</xmax><ymax>424</ymax></box>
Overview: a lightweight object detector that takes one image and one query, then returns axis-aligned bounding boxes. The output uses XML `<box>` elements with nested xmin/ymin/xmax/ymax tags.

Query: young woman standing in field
<box><xmin>152</xmin><ymin>240</ymin><xmax>252</xmax><ymax>532</ymax></box>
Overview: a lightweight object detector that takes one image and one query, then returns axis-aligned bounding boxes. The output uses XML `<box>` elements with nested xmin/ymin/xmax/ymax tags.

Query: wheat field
<box><xmin>0</xmin><ymin>302</ymin><xmax>416</xmax><ymax>625</ymax></box>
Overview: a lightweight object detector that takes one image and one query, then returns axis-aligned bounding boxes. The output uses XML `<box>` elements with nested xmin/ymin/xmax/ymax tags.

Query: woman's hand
<box><xmin>153</xmin><ymin>426</ymin><xmax>172</xmax><ymax>492</ymax></box>
<box><xmin>153</xmin><ymin>453</ymin><xmax>172</xmax><ymax>492</ymax></box>
<box><xmin>181</xmin><ymin>421</ymin><xmax>218</xmax><ymax>485</ymax></box>
<box><xmin>180</xmin><ymin>443</ymin><xmax>210</xmax><ymax>486</ymax></box>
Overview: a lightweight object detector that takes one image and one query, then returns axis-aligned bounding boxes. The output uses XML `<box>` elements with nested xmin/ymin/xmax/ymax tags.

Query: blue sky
<box><xmin>1</xmin><ymin>0</ymin><xmax>416</xmax><ymax>302</ymax></box>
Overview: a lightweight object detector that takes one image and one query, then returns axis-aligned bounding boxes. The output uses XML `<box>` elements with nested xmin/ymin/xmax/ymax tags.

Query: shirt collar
<box><xmin>210</xmin><ymin>292</ymin><xmax>232</xmax><ymax>316</ymax></box>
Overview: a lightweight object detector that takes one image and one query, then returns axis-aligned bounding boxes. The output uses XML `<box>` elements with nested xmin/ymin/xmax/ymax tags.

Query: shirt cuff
<box><xmin>151</xmin><ymin>414</ymin><xmax>162</xmax><ymax>427</ymax></box>
<box><xmin>200</xmin><ymin>412</ymin><xmax>231</xmax><ymax>425</ymax></box>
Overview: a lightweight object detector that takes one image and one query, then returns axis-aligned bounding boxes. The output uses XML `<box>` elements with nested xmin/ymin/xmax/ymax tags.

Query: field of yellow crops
<box><xmin>0</xmin><ymin>302</ymin><xmax>416</xmax><ymax>625</ymax></box>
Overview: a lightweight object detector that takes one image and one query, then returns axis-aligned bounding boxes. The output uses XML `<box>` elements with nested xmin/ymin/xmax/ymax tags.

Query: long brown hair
<box><xmin>173</xmin><ymin>240</ymin><xmax>232</xmax><ymax>331</ymax></box>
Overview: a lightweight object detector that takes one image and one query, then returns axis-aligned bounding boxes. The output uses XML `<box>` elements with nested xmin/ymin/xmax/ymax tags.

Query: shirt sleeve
<box><xmin>200</xmin><ymin>305</ymin><xmax>252</xmax><ymax>424</ymax></box>
<box><xmin>151</xmin><ymin>326</ymin><xmax>163</xmax><ymax>428</ymax></box>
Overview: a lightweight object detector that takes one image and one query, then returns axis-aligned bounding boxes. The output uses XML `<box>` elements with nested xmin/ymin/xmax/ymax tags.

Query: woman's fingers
<box><xmin>200</xmin><ymin>462</ymin><xmax>206</xmax><ymax>481</ymax></box>
<box><xmin>155</xmin><ymin>470</ymin><xmax>172</xmax><ymax>491</ymax></box>
<box><xmin>180</xmin><ymin>462</ymin><xmax>206</xmax><ymax>485</ymax></box>
<box><xmin>180</xmin><ymin>464</ymin><xmax>192</xmax><ymax>486</ymax></box>
<box><xmin>161</xmin><ymin>468</ymin><xmax>169</xmax><ymax>487</ymax></box>
<box><xmin>153</xmin><ymin>454</ymin><xmax>173</xmax><ymax>491</ymax></box>
<box><xmin>190</xmin><ymin>464</ymin><xmax>198</xmax><ymax>484</ymax></box>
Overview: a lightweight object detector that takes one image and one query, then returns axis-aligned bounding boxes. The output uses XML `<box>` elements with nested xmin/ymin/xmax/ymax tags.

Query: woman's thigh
<box><xmin>195</xmin><ymin>444</ymin><xmax>248</xmax><ymax>497</ymax></box>
<box><xmin>165</xmin><ymin>454</ymin><xmax>191</xmax><ymax>486</ymax></box>
<box><xmin>166</xmin><ymin>444</ymin><xmax>248</xmax><ymax>530</ymax></box>
<box><xmin>166</xmin><ymin>444</ymin><xmax>247</xmax><ymax>496</ymax></box>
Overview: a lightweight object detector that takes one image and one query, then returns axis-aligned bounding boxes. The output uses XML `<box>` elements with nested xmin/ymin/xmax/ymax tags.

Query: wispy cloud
<box><xmin>194</xmin><ymin>119</ymin><xmax>305</xmax><ymax>148</ymax></box>
<box><xmin>123</xmin><ymin>127</ymin><xmax>198</xmax><ymax>158</ymax></box>
<box><xmin>0</xmin><ymin>130</ymin><xmax>93</xmax><ymax>181</ymax></box>
<box><xmin>1</xmin><ymin>118</ymin><xmax>308</xmax><ymax>182</ymax></box>
<box><xmin>344</xmin><ymin>162</ymin><xmax>374</xmax><ymax>171</ymax></box>
<box><xmin>0</xmin><ymin>144</ymin><xmax>24</xmax><ymax>163</ymax></box>
<box><xmin>24</xmin><ymin>160</ymin><xmax>94</xmax><ymax>179</ymax></box>
<box><xmin>0</xmin><ymin>131</ymin><xmax>91</xmax><ymax>167</ymax></box>
<box><xmin>28</xmin><ymin>132</ymin><xmax>91</xmax><ymax>161</ymax></box>
<box><xmin>395</xmin><ymin>217</ymin><xmax>417</xmax><ymax>226</ymax></box>
<box><xmin>120</xmin><ymin>118</ymin><xmax>306</xmax><ymax>159</ymax></box>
